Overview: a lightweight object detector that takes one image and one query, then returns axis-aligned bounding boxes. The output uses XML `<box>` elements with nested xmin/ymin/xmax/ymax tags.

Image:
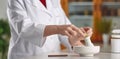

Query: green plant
<box><xmin>96</xmin><ymin>18</ymin><xmax>112</xmax><ymax>34</ymax></box>
<box><xmin>0</xmin><ymin>19</ymin><xmax>10</xmax><ymax>59</ymax></box>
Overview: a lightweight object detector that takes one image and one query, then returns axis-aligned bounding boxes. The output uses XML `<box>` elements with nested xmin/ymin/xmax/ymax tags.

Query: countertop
<box><xmin>19</xmin><ymin>44</ymin><xmax>120</xmax><ymax>59</ymax></box>
<box><xmin>20</xmin><ymin>52</ymin><xmax>120</xmax><ymax>59</ymax></box>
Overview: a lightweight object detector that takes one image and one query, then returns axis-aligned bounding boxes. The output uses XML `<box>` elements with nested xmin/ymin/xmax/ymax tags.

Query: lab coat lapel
<box><xmin>50</xmin><ymin>0</ymin><xmax>60</xmax><ymax>8</ymax></box>
<box><xmin>31</xmin><ymin>0</ymin><xmax>52</xmax><ymax>17</ymax></box>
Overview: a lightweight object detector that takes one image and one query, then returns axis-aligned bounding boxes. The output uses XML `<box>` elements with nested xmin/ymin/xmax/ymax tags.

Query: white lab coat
<box><xmin>7</xmin><ymin>0</ymin><xmax>72</xmax><ymax>59</ymax></box>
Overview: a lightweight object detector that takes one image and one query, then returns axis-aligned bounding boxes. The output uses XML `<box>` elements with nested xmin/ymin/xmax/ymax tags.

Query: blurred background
<box><xmin>0</xmin><ymin>0</ymin><xmax>120</xmax><ymax>59</ymax></box>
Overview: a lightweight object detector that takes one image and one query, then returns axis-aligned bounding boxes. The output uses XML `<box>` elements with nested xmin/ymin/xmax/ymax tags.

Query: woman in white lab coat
<box><xmin>7</xmin><ymin>0</ymin><xmax>92</xmax><ymax>59</ymax></box>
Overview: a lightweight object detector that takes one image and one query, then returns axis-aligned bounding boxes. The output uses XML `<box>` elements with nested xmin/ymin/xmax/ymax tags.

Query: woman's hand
<box><xmin>56</xmin><ymin>25</ymin><xmax>89</xmax><ymax>46</ymax></box>
<box><xmin>57</xmin><ymin>25</ymin><xmax>86</xmax><ymax>38</ymax></box>
<box><xmin>44</xmin><ymin>25</ymin><xmax>86</xmax><ymax>38</ymax></box>
<box><xmin>44</xmin><ymin>25</ymin><xmax>92</xmax><ymax>46</ymax></box>
<box><xmin>82</xmin><ymin>27</ymin><xmax>93</xmax><ymax>37</ymax></box>
<box><xmin>68</xmin><ymin>27</ymin><xmax>93</xmax><ymax>46</ymax></box>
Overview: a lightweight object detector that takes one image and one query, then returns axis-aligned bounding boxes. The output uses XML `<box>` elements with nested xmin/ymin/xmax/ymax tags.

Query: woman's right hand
<box><xmin>44</xmin><ymin>25</ymin><xmax>85</xmax><ymax>37</ymax></box>
<box><xmin>56</xmin><ymin>25</ymin><xmax>87</xmax><ymax>46</ymax></box>
<box><xmin>44</xmin><ymin>25</ymin><xmax>87</xmax><ymax>46</ymax></box>
<box><xmin>56</xmin><ymin>25</ymin><xmax>86</xmax><ymax>39</ymax></box>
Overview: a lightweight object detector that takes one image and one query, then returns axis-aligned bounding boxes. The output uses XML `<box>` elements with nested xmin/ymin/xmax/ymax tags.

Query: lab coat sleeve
<box><xmin>58</xmin><ymin>1</ymin><xmax>73</xmax><ymax>52</ymax></box>
<box><xmin>7</xmin><ymin>0</ymin><xmax>46</xmax><ymax>47</ymax></box>
<box><xmin>58</xmin><ymin>35</ymin><xmax>73</xmax><ymax>52</ymax></box>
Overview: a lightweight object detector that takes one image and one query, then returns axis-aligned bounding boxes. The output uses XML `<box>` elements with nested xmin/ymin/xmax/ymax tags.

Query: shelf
<box><xmin>68</xmin><ymin>1</ymin><xmax>120</xmax><ymax>28</ymax></box>
<box><xmin>103</xmin><ymin>2</ymin><xmax>120</xmax><ymax>6</ymax></box>
<box><xmin>69</xmin><ymin>2</ymin><xmax>93</xmax><ymax>13</ymax></box>
<box><xmin>69</xmin><ymin>2</ymin><xmax>120</xmax><ymax>6</ymax></box>
<box><xmin>69</xmin><ymin>2</ymin><xmax>120</xmax><ymax>14</ymax></box>
<box><xmin>69</xmin><ymin>15</ymin><xmax>93</xmax><ymax>27</ymax></box>
<box><xmin>69</xmin><ymin>15</ymin><xmax>93</xmax><ymax>20</ymax></box>
<box><xmin>69</xmin><ymin>2</ymin><xmax>93</xmax><ymax>6</ymax></box>
<box><xmin>69</xmin><ymin>2</ymin><xmax>120</xmax><ymax>11</ymax></box>
<box><xmin>103</xmin><ymin>2</ymin><xmax>120</xmax><ymax>9</ymax></box>
<box><xmin>103</xmin><ymin>16</ymin><xmax>120</xmax><ymax>18</ymax></box>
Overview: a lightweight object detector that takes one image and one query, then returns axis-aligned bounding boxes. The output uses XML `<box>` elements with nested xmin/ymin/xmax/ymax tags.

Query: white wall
<box><xmin>0</xmin><ymin>0</ymin><xmax>7</xmax><ymax>19</ymax></box>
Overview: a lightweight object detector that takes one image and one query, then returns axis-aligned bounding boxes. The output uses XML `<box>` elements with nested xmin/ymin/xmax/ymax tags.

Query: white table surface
<box><xmin>18</xmin><ymin>44</ymin><xmax>120</xmax><ymax>59</ymax></box>
<box><xmin>20</xmin><ymin>52</ymin><xmax>120</xmax><ymax>59</ymax></box>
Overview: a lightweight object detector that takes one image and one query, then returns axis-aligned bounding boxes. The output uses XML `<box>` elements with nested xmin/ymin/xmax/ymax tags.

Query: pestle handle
<box><xmin>84</xmin><ymin>36</ymin><xmax>94</xmax><ymax>47</ymax></box>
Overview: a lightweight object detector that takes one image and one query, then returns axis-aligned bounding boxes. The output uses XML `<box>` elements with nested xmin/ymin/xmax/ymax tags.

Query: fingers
<box><xmin>65</xmin><ymin>27</ymin><xmax>77</xmax><ymax>37</ymax></box>
<box><xmin>57</xmin><ymin>25</ymin><xmax>80</xmax><ymax>37</ymax></box>
<box><xmin>80</xmin><ymin>28</ymin><xmax>86</xmax><ymax>33</ymax></box>
<box><xmin>79</xmin><ymin>28</ymin><xmax>88</xmax><ymax>37</ymax></box>
<box><xmin>65</xmin><ymin>30</ymin><xmax>71</xmax><ymax>37</ymax></box>
<box><xmin>83</xmin><ymin>27</ymin><xmax>93</xmax><ymax>36</ymax></box>
<box><xmin>70</xmin><ymin>25</ymin><xmax>86</xmax><ymax>37</ymax></box>
<box><xmin>83</xmin><ymin>27</ymin><xmax>92</xmax><ymax>33</ymax></box>
<box><xmin>57</xmin><ymin>24</ymin><xmax>91</xmax><ymax>38</ymax></box>
<box><xmin>67</xmin><ymin>25</ymin><xmax>93</xmax><ymax>38</ymax></box>
<box><xmin>73</xmin><ymin>40</ymin><xmax>84</xmax><ymax>46</ymax></box>
<box><xmin>69</xmin><ymin>38</ymin><xmax>84</xmax><ymax>46</ymax></box>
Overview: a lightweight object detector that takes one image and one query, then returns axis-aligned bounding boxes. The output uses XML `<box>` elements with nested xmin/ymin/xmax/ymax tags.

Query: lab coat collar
<box><xmin>31</xmin><ymin>0</ymin><xmax>58</xmax><ymax>9</ymax></box>
<box><xmin>30</xmin><ymin>0</ymin><xmax>53</xmax><ymax>17</ymax></box>
<box><xmin>32</xmin><ymin>0</ymin><xmax>46</xmax><ymax>10</ymax></box>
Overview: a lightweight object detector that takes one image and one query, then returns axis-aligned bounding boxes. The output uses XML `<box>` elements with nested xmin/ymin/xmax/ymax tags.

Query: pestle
<box><xmin>84</xmin><ymin>36</ymin><xmax>94</xmax><ymax>47</ymax></box>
